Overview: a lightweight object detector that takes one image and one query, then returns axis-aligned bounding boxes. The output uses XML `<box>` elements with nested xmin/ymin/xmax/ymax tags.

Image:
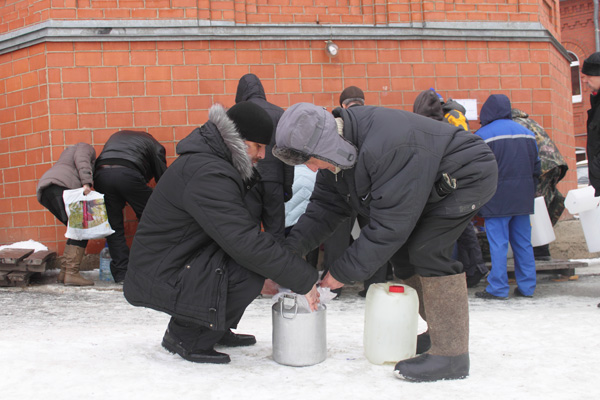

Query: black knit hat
<box><xmin>339</xmin><ymin>86</ymin><xmax>365</xmax><ymax>106</ymax></box>
<box><xmin>226</xmin><ymin>101</ymin><xmax>273</xmax><ymax>145</ymax></box>
<box><xmin>582</xmin><ymin>52</ymin><xmax>600</xmax><ymax>76</ymax></box>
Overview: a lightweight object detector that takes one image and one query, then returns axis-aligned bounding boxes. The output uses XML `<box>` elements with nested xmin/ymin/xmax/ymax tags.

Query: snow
<box><xmin>1</xmin><ymin>263</ymin><xmax>599</xmax><ymax>400</ymax></box>
<box><xmin>0</xmin><ymin>240</ymin><xmax>48</xmax><ymax>252</ymax></box>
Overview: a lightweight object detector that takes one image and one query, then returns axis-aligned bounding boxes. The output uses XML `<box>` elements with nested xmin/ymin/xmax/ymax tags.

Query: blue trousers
<box><xmin>484</xmin><ymin>215</ymin><xmax>536</xmax><ymax>297</ymax></box>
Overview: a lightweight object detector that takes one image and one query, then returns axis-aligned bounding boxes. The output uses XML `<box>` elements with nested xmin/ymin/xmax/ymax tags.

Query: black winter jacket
<box><xmin>96</xmin><ymin>130</ymin><xmax>167</xmax><ymax>182</ymax></box>
<box><xmin>123</xmin><ymin>105</ymin><xmax>318</xmax><ymax>329</ymax></box>
<box><xmin>286</xmin><ymin>105</ymin><xmax>498</xmax><ymax>284</ymax></box>
<box><xmin>587</xmin><ymin>92</ymin><xmax>600</xmax><ymax>195</ymax></box>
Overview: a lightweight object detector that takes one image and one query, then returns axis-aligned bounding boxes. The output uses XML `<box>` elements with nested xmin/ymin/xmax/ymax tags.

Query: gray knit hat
<box><xmin>582</xmin><ymin>52</ymin><xmax>600</xmax><ymax>76</ymax></box>
<box><xmin>273</xmin><ymin>103</ymin><xmax>357</xmax><ymax>169</ymax></box>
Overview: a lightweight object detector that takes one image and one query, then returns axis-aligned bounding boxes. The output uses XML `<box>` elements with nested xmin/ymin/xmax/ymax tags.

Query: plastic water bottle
<box><xmin>363</xmin><ymin>283</ymin><xmax>419</xmax><ymax>364</ymax></box>
<box><xmin>99</xmin><ymin>243</ymin><xmax>113</xmax><ymax>282</ymax></box>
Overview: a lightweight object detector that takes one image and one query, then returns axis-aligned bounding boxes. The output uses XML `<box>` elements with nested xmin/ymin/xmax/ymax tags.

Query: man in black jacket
<box><xmin>274</xmin><ymin>103</ymin><xmax>498</xmax><ymax>382</ymax></box>
<box><xmin>124</xmin><ymin>102</ymin><xmax>319</xmax><ymax>364</ymax></box>
<box><xmin>94</xmin><ymin>130</ymin><xmax>167</xmax><ymax>283</ymax></box>
<box><xmin>235</xmin><ymin>74</ymin><xmax>294</xmax><ymax>244</ymax></box>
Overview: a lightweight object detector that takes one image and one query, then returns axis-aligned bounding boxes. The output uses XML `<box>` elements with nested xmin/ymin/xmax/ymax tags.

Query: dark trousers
<box><xmin>455</xmin><ymin>221</ymin><xmax>487</xmax><ymax>277</ymax></box>
<box><xmin>391</xmin><ymin>210</ymin><xmax>479</xmax><ymax>279</ymax></box>
<box><xmin>39</xmin><ymin>184</ymin><xmax>88</xmax><ymax>248</ymax></box>
<box><xmin>167</xmin><ymin>259</ymin><xmax>265</xmax><ymax>351</ymax></box>
<box><xmin>94</xmin><ymin>167</ymin><xmax>153</xmax><ymax>282</ymax></box>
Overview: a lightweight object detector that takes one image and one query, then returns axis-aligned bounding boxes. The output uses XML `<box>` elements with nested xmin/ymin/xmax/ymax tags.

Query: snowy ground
<box><xmin>1</xmin><ymin>263</ymin><xmax>599</xmax><ymax>400</ymax></box>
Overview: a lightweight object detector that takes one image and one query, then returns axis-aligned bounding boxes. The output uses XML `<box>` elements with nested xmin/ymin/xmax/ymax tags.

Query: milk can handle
<box><xmin>280</xmin><ymin>293</ymin><xmax>298</xmax><ymax>319</ymax></box>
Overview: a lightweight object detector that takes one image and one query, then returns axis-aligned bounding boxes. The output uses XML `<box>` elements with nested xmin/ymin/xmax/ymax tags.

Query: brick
<box><xmin>106</xmin><ymin>98</ymin><xmax>132</xmax><ymax>113</ymax></box>
<box><xmin>147</xmin><ymin>82</ymin><xmax>172</xmax><ymax>96</ymax></box>
<box><xmin>91</xmin><ymin>82</ymin><xmax>118</xmax><ymax>97</ymax></box>
<box><xmin>103</xmin><ymin>51</ymin><xmax>130</xmax><ymax>66</ymax></box>
<box><xmin>79</xmin><ymin>114</ymin><xmax>106</xmax><ymax>129</ymax></box>
<box><xmin>91</xmin><ymin>67</ymin><xmax>117</xmax><ymax>82</ymax></box>
<box><xmin>106</xmin><ymin>112</ymin><xmax>134</xmax><ymax>128</ymax></box>
<box><xmin>75</xmin><ymin>52</ymin><xmax>102</xmax><ymax>66</ymax></box>
<box><xmin>134</xmin><ymin>111</ymin><xmax>161</xmax><ymax>127</ymax></box>
<box><xmin>78</xmin><ymin>98</ymin><xmax>105</xmax><ymax>114</ymax></box>
<box><xmin>161</xmin><ymin>111</ymin><xmax>187</xmax><ymax>126</ymax></box>
<box><xmin>134</xmin><ymin>97</ymin><xmax>160</xmax><ymax>112</ymax></box>
<box><xmin>146</xmin><ymin>66</ymin><xmax>172</xmax><ymax>81</ymax></box>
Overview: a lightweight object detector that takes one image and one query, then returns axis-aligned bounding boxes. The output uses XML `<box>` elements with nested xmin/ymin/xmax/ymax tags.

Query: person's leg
<box><xmin>94</xmin><ymin>168</ymin><xmax>128</xmax><ymax>283</ymax></box>
<box><xmin>457</xmin><ymin>221</ymin><xmax>488</xmax><ymax>287</ymax></box>
<box><xmin>483</xmin><ymin>217</ymin><xmax>511</xmax><ymax>298</ymax></box>
<box><xmin>163</xmin><ymin>259</ymin><xmax>264</xmax><ymax>363</ymax></box>
<box><xmin>394</xmin><ymin>211</ymin><xmax>475</xmax><ymax>381</ymax></box>
<box><xmin>508</xmin><ymin>214</ymin><xmax>537</xmax><ymax>297</ymax></box>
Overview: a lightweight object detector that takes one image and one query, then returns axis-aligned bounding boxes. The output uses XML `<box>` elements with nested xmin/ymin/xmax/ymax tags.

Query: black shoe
<box><xmin>358</xmin><ymin>289</ymin><xmax>367</xmax><ymax>298</ymax></box>
<box><xmin>332</xmin><ymin>287</ymin><xmax>342</xmax><ymax>299</ymax></box>
<box><xmin>416</xmin><ymin>332</ymin><xmax>431</xmax><ymax>355</ymax></box>
<box><xmin>217</xmin><ymin>330</ymin><xmax>256</xmax><ymax>347</ymax></box>
<box><xmin>162</xmin><ymin>329</ymin><xmax>231</xmax><ymax>363</ymax></box>
<box><xmin>534</xmin><ymin>255</ymin><xmax>552</xmax><ymax>262</ymax></box>
<box><xmin>475</xmin><ymin>290</ymin><xmax>508</xmax><ymax>300</ymax></box>
<box><xmin>514</xmin><ymin>287</ymin><xmax>533</xmax><ymax>298</ymax></box>
<box><xmin>466</xmin><ymin>270</ymin><xmax>487</xmax><ymax>288</ymax></box>
<box><xmin>394</xmin><ymin>353</ymin><xmax>470</xmax><ymax>382</ymax></box>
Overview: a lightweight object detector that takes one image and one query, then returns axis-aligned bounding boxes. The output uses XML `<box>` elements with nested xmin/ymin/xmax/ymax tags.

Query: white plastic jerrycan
<box><xmin>363</xmin><ymin>282</ymin><xmax>418</xmax><ymax>365</ymax></box>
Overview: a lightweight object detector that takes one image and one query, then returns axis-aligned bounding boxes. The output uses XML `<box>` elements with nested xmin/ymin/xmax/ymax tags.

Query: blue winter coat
<box><xmin>476</xmin><ymin>94</ymin><xmax>541</xmax><ymax>218</ymax></box>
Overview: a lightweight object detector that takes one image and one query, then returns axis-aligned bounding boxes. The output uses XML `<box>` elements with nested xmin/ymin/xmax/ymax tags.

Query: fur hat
<box><xmin>582</xmin><ymin>52</ymin><xmax>600</xmax><ymax>76</ymax></box>
<box><xmin>226</xmin><ymin>101</ymin><xmax>273</xmax><ymax>145</ymax></box>
<box><xmin>273</xmin><ymin>103</ymin><xmax>357</xmax><ymax>169</ymax></box>
<box><xmin>339</xmin><ymin>86</ymin><xmax>365</xmax><ymax>107</ymax></box>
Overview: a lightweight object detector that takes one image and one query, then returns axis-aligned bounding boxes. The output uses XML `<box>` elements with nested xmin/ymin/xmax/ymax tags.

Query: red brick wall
<box><xmin>0</xmin><ymin>37</ymin><xmax>576</xmax><ymax>253</ymax></box>
<box><xmin>1</xmin><ymin>0</ymin><xmax>559</xmax><ymax>33</ymax></box>
<box><xmin>560</xmin><ymin>0</ymin><xmax>596</xmax><ymax>150</ymax></box>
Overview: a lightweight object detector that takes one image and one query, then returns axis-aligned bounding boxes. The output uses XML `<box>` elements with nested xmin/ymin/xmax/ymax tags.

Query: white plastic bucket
<box><xmin>272</xmin><ymin>294</ymin><xmax>327</xmax><ymax>367</ymax></box>
<box><xmin>363</xmin><ymin>283</ymin><xmax>418</xmax><ymax>365</ymax></box>
<box><xmin>579</xmin><ymin>207</ymin><xmax>600</xmax><ymax>252</ymax></box>
<box><xmin>565</xmin><ymin>186</ymin><xmax>600</xmax><ymax>214</ymax></box>
<box><xmin>530</xmin><ymin>196</ymin><xmax>556</xmax><ymax>246</ymax></box>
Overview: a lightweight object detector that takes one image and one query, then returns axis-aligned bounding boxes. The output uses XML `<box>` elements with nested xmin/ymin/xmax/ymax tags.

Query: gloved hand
<box><xmin>283</xmin><ymin>185</ymin><xmax>293</xmax><ymax>202</ymax></box>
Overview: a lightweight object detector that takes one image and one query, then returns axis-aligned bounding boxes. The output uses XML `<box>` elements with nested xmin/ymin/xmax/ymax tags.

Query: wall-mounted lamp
<box><xmin>325</xmin><ymin>40</ymin><xmax>339</xmax><ymax>57</ymax></box>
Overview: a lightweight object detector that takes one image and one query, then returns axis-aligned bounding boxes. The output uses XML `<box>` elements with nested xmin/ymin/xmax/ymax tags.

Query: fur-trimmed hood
<box><xmin>176</xmin><ymin>104</ymin><xmax>254</xmax><ymax>181</ymax></box>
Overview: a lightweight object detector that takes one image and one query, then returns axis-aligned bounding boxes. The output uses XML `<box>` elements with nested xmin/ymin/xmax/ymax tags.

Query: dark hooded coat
<box><xmin>285</xmin><ymin>105</ymin><xmax>498</xmax><ymax>283</ymax></box>
<box><xmin>475</xmin><ymin>95</ymin><xmax>541</xmax><ymax>218</ymax></box>
<box><xmin>124</xmin><ymin>105</ymin><xmax>318</xmax><ymax>329</ymax></box>
<box><xmin>235</xmin><ymin>74</ymin><xmax>294</xmax><ymax>241</ymax></box>
<box><xmin>587</xmin><ymin>92</ymin><xmax>600</xmax><ymax>195</ymax></box>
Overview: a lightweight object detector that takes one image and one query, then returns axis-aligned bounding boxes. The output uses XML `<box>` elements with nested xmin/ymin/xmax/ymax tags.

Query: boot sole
<box><xmin>394</xmin><ymin>369</ymin><xmax>468</xmax><ymax>382</ymax></box>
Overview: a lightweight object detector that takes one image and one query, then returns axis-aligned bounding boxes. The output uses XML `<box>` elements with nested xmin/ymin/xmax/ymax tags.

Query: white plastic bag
<box><xmin>63</xmin><ymin>188</ymin><xmax>115</xmax><ymax>240</ymax></box>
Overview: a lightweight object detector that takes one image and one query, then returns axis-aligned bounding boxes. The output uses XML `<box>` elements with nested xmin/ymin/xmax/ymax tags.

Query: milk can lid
<box><xmin>389</xmin><ymin>285</ymin><xmax>404</xmax><ymax>293</ymax></box>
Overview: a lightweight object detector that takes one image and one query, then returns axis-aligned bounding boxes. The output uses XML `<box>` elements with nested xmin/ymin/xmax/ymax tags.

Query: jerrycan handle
<box><xmin>280</xmin><ymin>293</ymin><xmax>298</xmax><ymax>319</ymax></box>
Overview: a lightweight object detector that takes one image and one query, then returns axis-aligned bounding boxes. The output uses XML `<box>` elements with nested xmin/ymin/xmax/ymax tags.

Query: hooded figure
<box><xmin>235</xmin><ymin>74</ymin><xmax>294</xmax><ymax>243</ymax></box>
<box><xmin>413</xmin><ymin>90</ymin><xmax>488</xmax><ymax>289</ymax></box>
<box><xmin>124</xmin><ymin>102</ymin><xmax>319</xmax><ymax>365</ymax></box>
<box><xmin>474</xmin><ymin>94</ymin><xmax>541</xmax><ymax>301</ymax></box>
<box><xmin>274</xmin><ymin>102</ymin><xmax>498</xmax><ymax>382</ymax></box>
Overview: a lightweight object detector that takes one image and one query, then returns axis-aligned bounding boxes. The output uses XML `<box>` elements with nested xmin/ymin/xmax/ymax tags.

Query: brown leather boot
<box><xmin>63</xmin><ymin>244</ymin><xmax>94</xmax><ymax>286</ymax></box>
<box><xmin>395</xmin><ymin>273</ymin><xmax>469</xmax><ymax>381</ymax></box>
<box><xmin>57</xmin><ymin>257</ymin><xmax>66</xmax><ymax>284</ymax></box>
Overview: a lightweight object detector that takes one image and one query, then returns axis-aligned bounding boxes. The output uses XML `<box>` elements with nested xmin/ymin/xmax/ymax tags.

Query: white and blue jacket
<box><xmin>476</xmin><ymin>94</ymin><xmax>541</xmax><ymax>218</ymax></box>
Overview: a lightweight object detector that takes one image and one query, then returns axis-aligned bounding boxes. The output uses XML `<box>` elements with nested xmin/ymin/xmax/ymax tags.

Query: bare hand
<box><xmin>320</xmin><ymin>271</ymin><xmax>344</xmax><ymax>290</ymax></box>
<box><xmin>260</xmin><ymin>279</ymin><xmax>280</xmax><ymax>295</ymax></box>
<box><xmin>304</xmin><ymin>284</ymin><xmax>320</xmax><ymax>312</ymax></box>
<box><xmin>82</xmin><ymin>184</ymin><xmax>91</xmax><ymax>195</ymax></box>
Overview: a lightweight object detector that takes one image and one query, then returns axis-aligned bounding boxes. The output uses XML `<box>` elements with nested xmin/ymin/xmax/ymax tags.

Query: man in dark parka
<box><xmin>235</xmin><ymin>74</ymin><xmax>294</xmax><ymax>243</ymax></box>
<box><xmin>273</xmin><ymin>103</ymin><xmax>498</xmax><ymax>382</ymax></box>
<box><xmin>124</xmin><ymin>102</ymin><xmax>319</xmax><ymax>364</ymax></box>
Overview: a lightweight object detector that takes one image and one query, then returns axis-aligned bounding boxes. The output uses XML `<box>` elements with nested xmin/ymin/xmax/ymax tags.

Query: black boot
<box><xmin>395</xmin><ymin>273</ymin><xmax>470</xmax><ymax>382</ymax></box>
<box><xmin>416</xmin><ymin>332</ymin><xmax>431</xmax><ymax>355</ymax></box>
<box><xmin>217</xmin><ymin>329</ymin><xmax>256</xmax><ymax>347</ymax></box>
<box><xmin>162</xmin><ymin>329</ymin><xmax>230</xmax><ymax>364</ymax></box>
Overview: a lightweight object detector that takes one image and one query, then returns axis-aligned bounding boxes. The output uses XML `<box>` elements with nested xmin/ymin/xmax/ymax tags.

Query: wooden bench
<box><xmin>0</xmin><ymin>248</ymin><xmax>57</xmax><ymax>287</ymax></box>
<box><xmin>486</xmin><ymin>259</ymin><xmax>588</xmax><ymax>277</ymax></box>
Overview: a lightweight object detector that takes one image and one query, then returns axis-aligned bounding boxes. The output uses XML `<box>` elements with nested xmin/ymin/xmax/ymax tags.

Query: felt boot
<box><xmin>63</xmin><ymin>245</ymin><xmax>94</xmax><ymax>286</ymax></box>
<box><xmin>394</xmin><ymin>273</ymin><xmax>470</xmax><ymax>382</ymax></box>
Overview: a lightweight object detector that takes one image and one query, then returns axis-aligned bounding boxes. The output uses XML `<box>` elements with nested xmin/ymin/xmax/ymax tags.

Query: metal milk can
<box><xmin>271</xmin><ymin>293</ymin><xmax>327</xmax><ymax>367</ymax></box>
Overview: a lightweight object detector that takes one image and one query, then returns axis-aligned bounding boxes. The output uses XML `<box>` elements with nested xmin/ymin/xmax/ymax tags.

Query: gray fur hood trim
<box><xmin>208</xmin><ymin>104</ymin><xmax>254</xmax><ymax>181</ymax></box>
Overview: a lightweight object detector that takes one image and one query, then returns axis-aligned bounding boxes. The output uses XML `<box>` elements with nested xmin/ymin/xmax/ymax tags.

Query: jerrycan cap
<box><xmin>389</xmin><ymin>285</ymin><xmax>404</xmax><ymax>293</ymax></box>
